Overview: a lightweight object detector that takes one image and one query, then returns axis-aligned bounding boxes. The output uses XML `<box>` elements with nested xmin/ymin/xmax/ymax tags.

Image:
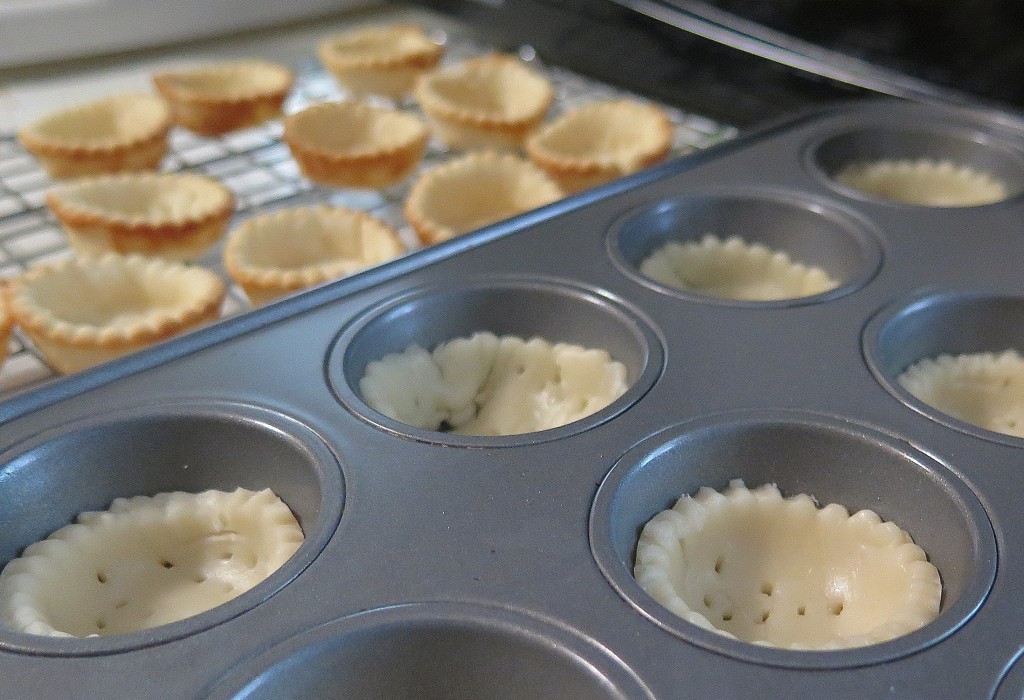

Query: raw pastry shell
<box><xmin>634</xmin><ymin>480</ymin><xmax>942</xmax><ymax>650</ymax></box>
<box><xmin>283</xmin><ymin>101</ymin><xmax>428</xmax><ymax>189</ymax></box>
<box><xmin>153</xmin><ymin>60</ymin><xmax>294</xmax><ymax>136</ymax></box>
<box><xmin>0</xmin><ymin>488</ymin><xmax>302</xmax><ymax>637</ymax></box>
<box><xmin>835</xmin><ymin>159</ymin><xmax>1008</xmax><ymax>206</ymax></box>
<box><xmin>317</xmin><ymin>24</ymin><xmax>443</xmax><ymax>99</ymax></box>
<box><xmin>404</xmin><ymin>151</ymin><xmax>563</xmax><ymax>245</ymax></box>
<box><xmin>46</xmin><ymin>173</ymin><xmax>234</xmax><ymax>261</ymax></box>
<box><xmin>224</xmin><ymin>206</ymin><xmax>404</xmax><ymax>305</ymax></box>
<box><xmin>18</xmin><ymin>93</ymin><xmax>171</xmax><ymax>179</ymax></box>
<box><xmin>8</xmin><ymin>253</ymin><xmax>225</xmax><ymax>374</ymax></box>
<box><xmin>526</xmin><ymin>100</ymin><xmax>673</xmax><ymax>193</ymax></box>
<box><xmin>898</xmin><ymin>349</ymin><xmax>1024</xmax><ymax>438</ymax></box>
<box><xmin>415</xmin><ymin>53</ymin><xmax>554</xmax><ymax>151</ymax></box>
<box><xmin>639</xmin><ymin>235</ymin><xmax>839</xmax><ymax>301</ymax></box>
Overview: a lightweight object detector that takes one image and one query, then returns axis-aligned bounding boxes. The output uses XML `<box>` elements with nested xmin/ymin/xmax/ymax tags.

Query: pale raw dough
<box><xmin>359</xmin><ymin>331</ymin><xmax>629</xmax><ymax>435</ymax></box>
<box><xmin>899</xmin><ymin>349</ymin><xmax>1024</xmax><ymax>438</ymax></box>
<box><xmin>835</xmin><ymin>159</ymin><xmax>1007</xmax><ymax>206</ymax></box>
<box><xmin>634</xmin><ymin>480</ymin><xmax>941</xmax><ymax>650</ymax></box>
<box><xmin>639</xmin><ymin>235</ymin><xmax>838</xmax><ymax>301</ymax></box>
<box><xmin>0</xmin><ymin>488</ymin><xmax>303</xmax><ymax>637</ymax></box>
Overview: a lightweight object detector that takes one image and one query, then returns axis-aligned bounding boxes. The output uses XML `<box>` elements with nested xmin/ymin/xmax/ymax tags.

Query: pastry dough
<box><xmin>0</xmin><ymin>488</ymin><xmax>302</xmax><ymax>637</ymax></box>
<box><xmin>360</xmin><ymin>331</ymin><xmax>629</xmax><ymax>435</ymax></box>
<box><xmin>835</xmin><ymin>159</ymin><xmax>1007</xmax><ymax>206</ymax></box>
<box><xmin>899</xmin><ymin>350</ymin><xmax>1024</xmax><ymax>437</ymax></box>
<box><xmin>639</xmin><ymin>235</ymin><xmax>838</xmax><ymax>301</ymax></box>
<box><xmin>634</xmin><ymin>480</ymin><xmax>941</xmax><ymax>649</ymax></box>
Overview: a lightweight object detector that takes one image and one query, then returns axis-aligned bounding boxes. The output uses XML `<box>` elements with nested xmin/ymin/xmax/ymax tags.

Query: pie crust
<box><xmin>18</xmin><ymin>93</ymin><xmax>171</xmax><ymax>179</ymax></box>
<box><xmin>639</xmin><ymin>235</ymin><xmax>839</xmax><ymax>301</ymax></box>
<box><xmin>415</xmin><ymin>53</ymin><xmax>554</xmax><ymax>151</ymax></box>
<box><xmin>526</xmin><ymin>100</ymin><xmax>673</xmax><ymax>193</ymax></box>
<box><xmin>404</xmin><ymin>151</ymin><xmax>562</xmax><ymax>245</ymax></box>
<box><xmin>634</xmin><ymin>480</ymin><xmax>942</xmax><ymax>650</ymax></box>
<box><xmin>283</xmin><ymin>100</ymin><xmax>428</xmax><ymax>189</ymax></box>
<box><xmin>317</xmin><ymin>24</ymin><xmax>444</xmax><ymax>99</ymax></box>
<box><xmin>46</xmin><ymin>173</ymin><xmax>234</xmax><ymax>261</ymax></box>
<box><xmin>153</xmin><ymin>60</ymin><xmax>294</xmax><ymax>136</ymax></box>
<box><xmin>8</xmin><ymin>253</ymin><xmax>225</xmax><ymax>374</ymax></box>
<box><xmin>0</xmin><ymin>488</ymin><xmax>302</xmax><ymax>637</ymax></box>
<box><xmin>835</xmin><ymin>159</ymin><xmax>1007</xmax><ymax>206</ymax></box>
<box><xmin>224</xmin><ymin>206</ymin><xmax>404</xmax><ymax>305</ymax></box>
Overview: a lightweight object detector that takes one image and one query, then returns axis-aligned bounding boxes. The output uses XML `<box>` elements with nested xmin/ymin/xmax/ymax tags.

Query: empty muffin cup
<box><xmin>0</xmin><ymin>402</ymin><xmax>342</xmax><ymax>654</ymax></box>
<box><xmin>812</xmin><ymin>126</ymin><xmax>1024</xmax><ymax>206</ymax></box>
<box><xmin>590</xmin><ymin>410</ymin><xmax>995</xmax><ymax>668</ymax></box>
<box><xmin>865</xmin><ymin>291</ymin><xmax>1024</xmax><ymax>443</ymax></box>
<box><xmin>329</xmin><ymin>276</ymin><xmax>663</xmax><ymax>445</ymax></box>
<box><xmin>206</xmin><ymin>602</ymin><xmax>653</xmax><ymax>700</ymax></box>
<box><xmin>610</xmin><ymin>190</ymin><xmax>881</xmax><ymax>305</ymax></box>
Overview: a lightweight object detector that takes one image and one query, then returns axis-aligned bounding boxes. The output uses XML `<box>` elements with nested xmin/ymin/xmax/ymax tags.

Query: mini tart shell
<box><xmin>0</xmin><ymin>488</ymin><xmax>302</xmax><ymax>637</ymax></box>
<box><xmin>404</xmin><ymin>151</ymin><xmax>563</xmax><ymax>245</ymax></box>
<box><xmin>634</xmin><ymin>479</ymin><xmax>941</xmax><ymax>650</ymax></box>
<box><xmin>317</xmin><ymin>24</ymin><xmax>444</xmax><ymax>99</ymax></box>
<box><xmin>835</xmin><ymin>159</ymin><xmax>1008</xmax><ymax>207</ymax></box>
<box><xmin>152</xmin><ymin>60</ymin><xmax>294</xmax><ymax>136</ymax></box>
<box><xmin>46</xmin><ymin>173</ymin><xmax>234</xmax><ymax>261</ymax></box>
<box><xmin>526</xmin><ymin>100</ymin><xmax>673</xmax><ymax>193</ymax></box>
<box><xmin>8</xmin><ymin>253</ymin><xmax>226</xmax><ymax>374</ymax></box>
<box><xmin>18</xmin><ymin>93</ymin><xmax>171</xmax><ymax>179</ymax></box>
<box><xmin>415</xmin><ymin>53</ymin><xmax>554</xmax><ymax>151</ymax></box>
<box><xmin>0</xmin><ymin>286</ymin><xmax>13</xmax><ymax>371</ymax></box>
<box><xmin>639</xmin><ymin>235</ymin><xmax>839</xmax><ymax>301</ymax></box>
<box><xmin>224</xmin><ymin>206</ymin><xmax>404</xmax><ymax>306</ymax></box>
<box><xmin>898</xmin><ymin>349</ymin><xmax>1024</xmax><ymax>438</ymax></box>
<box><xmin>283</xmin><ymin>101</ymin><xmax>428</xmax><ymax>189</ymax></box>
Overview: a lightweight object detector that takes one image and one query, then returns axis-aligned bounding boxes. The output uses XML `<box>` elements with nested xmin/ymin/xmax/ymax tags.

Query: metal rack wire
<box><xmin>0</xmin><ymin>36</ymin><xmax>738</xmax><ymax>399</ymax></box>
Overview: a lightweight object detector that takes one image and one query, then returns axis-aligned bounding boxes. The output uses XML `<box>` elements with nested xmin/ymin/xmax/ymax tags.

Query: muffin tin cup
<box><xmin>864</xmin><ymin>290</ymin><xmax>1024</xmax><ymax>446</ymax></box>
<box><xmin>607</xmin><ymin>187</ymin><xmax>883</xmax><ymax>307</ymax></box>
<box><xmin>206</xmin><ymin>602</ymin><xmax>654</xmax><ymax>700</ymax></box>
<box><xmin>589</xmin><ymin>409</ymin><xmax>996</xmax><ymax>669</ymax></box>
<box><xmin>327</xmin><ymin>274</ymin><xmax>665</xmax><ymax>446</ymax></box>
<box><xmin>0</xmin><ymin>400</ymin><xmax>344</xmax><ymax>655</ymax></box>
<box><xmin>808</xmin><ymin>123</ymin><xmax>1024</xmax><ymax>207</ymax></box>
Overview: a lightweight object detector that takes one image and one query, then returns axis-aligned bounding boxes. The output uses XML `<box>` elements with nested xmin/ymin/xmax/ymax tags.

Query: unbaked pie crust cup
<box><xmin>0</xmin><ymin>401</ymin><xmax>343</xmax><ymax>654</ymax></box>
<box><xmin>526</xmin><ymin>99</ymin><xmax>673</xmax><ymax>193</ymax></box>
<box><xmin>224</xmin><ymin>206</ymin><xmax>405</xmax><ymax>306</ymax></box>
<box><xmin>415</xmin><ymin>53</ymin><xmax>554</xmax><ymax>151</ymax></box>
<box><xmin>639</xmin><ymin>234</ymin><xmax>840</xmax><ymax>301</ymax></box>
<box><xmin>330</xmin><ymin>276</ymin><xmax>664</xmax><ymax>447</ymax></box>
<box><xmin>590</xmin><ymin>412</ymin><xmax>996</xmax><ymax>667</ymax></box>
<box><xmin>634</xmin><ymin>479</ymin><xmax>941</xmax><ymax>650</ymax></box>
<box><xmin>283</xmin><ymin>101</ymin><xmax>428</xmax><ymax>189</ymax></box>
<box><xmin>8</xmin><ymin>253</ymin><xmax>226</xmax><ymax>374</ymax></box>
<box><xmin>18</xmin><ymin>93</ymin><xmax>171</xmax><ymax>180</ymax></box>
<box><xmin>0</xmin><ymin>488</ymin><xmax>302</xmax><ymax>638</ymax></box>
<box><xmin>152</xmin><ymin>60</ymin><xmax>294</xmax><ymax>136</ymax></box>
<box><xmin>835</xmin><ymin>159</ymin><xmax>1008</xmax><ymax>207</ymax></box>
<box><xmin>404</xmin><ymin>151</ymin><xmax>563</xmax><ymax>245</ymax></box>
<box><xmin>317</xmin><ymin>24</ymin><xmax>444</xmax><ymax>99</ymax></box>
<box><xmin>46</xmin><ymin>172</ymin><xmax>234</xmax><ymax>261</ymax></box>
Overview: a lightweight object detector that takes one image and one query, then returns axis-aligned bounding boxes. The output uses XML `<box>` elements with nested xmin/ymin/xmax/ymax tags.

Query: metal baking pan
<box><xmin>1</xmin><ymin>98</ymin><xmax>1021</xmax><ymax>698</ymax></box>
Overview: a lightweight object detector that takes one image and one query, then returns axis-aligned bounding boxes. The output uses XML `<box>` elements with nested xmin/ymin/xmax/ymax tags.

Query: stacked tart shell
<box><xmin>317</xmin><ymin>24</ymin><xmax>443</xmax><ymax>99</ymax></box>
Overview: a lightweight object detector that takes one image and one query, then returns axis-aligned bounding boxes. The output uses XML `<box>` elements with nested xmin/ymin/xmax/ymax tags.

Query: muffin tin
<box><xmin>1</xmin><ymin>98</ymin><xmax>1022</xmax><ymax>697</ymax></box>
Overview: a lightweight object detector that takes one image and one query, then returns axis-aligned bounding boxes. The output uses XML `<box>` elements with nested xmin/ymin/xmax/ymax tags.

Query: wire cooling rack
<box><xmin>0</xmin><ymin>33</ymin><xmax>739</xmax><ymax>400</ymax></box>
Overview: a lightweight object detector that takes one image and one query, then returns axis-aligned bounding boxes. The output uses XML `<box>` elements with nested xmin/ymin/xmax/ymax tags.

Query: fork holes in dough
<box><xmin>797</xmin><ymin>605</ymin><xmax>806</xmax><ymax>616</ymax></box>
<box><xmin>714</xmin><ymin>555</ymin><xmax>724</xmax><ymax>574</ymax></box>
<box><xmin>761</xmin><ymin>583</ymin><xmax>773</xmax><ymax>596</ymax></box>
<box><xmin>160</xmin><ymin>560</ymin><xmax>174</xmax><ymax>569</ymax></box>
<box><xmin>96</xmin><ymin>572</ymin><xmax>107</xmax><ymax>584</ymax></box>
